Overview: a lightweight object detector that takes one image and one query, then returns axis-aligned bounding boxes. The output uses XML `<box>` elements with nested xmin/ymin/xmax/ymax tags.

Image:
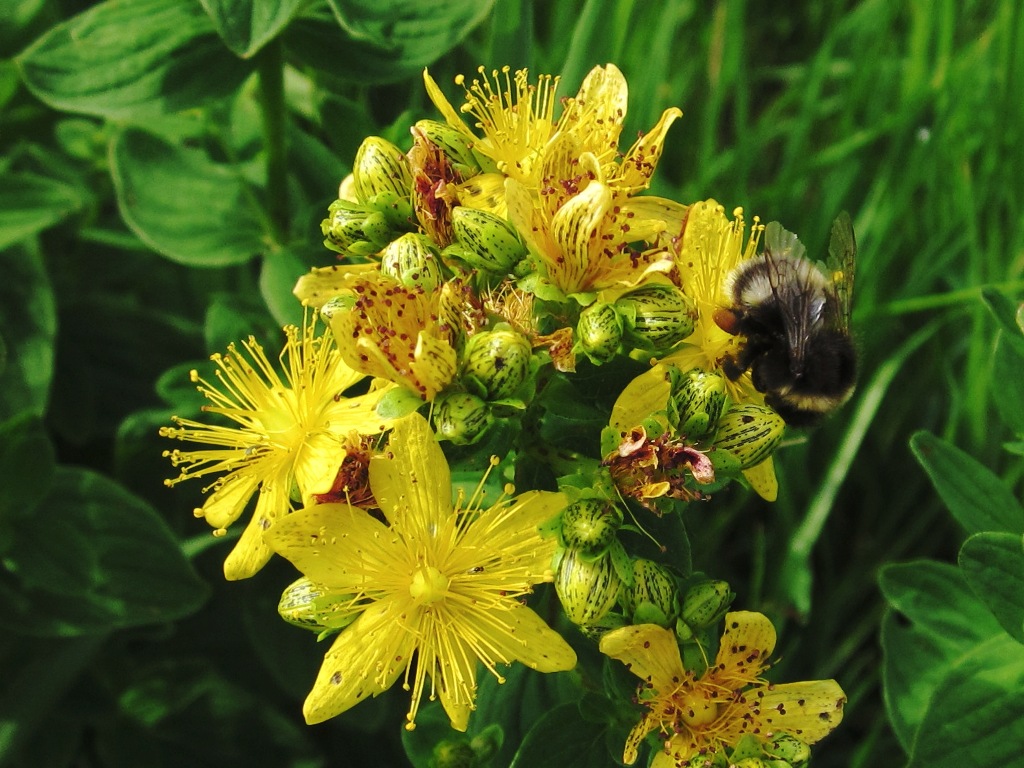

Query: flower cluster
<box><xmin>161</xmin><ymin>64</ymin><xmax>850</xmax><ymax>764</ymax></box>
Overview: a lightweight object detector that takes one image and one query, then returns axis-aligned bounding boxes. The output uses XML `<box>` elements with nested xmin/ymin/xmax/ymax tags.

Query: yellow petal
<box><xmin>370</xmin><ymin>413</ymin><xmax>453</xmax><ymax>528</ymax></box>
<box><xmin>454</xmin><ymin>172</ymin><xmax>508</xmax><ymax>216</ymax></box>
<box><xmin>423</xmin><ymin>68</ymin><xmax>474</xmax><ymax>138</ymax></box>
<box><xmin>222</xmin><ymin>489</ymin><xmax>282</xmax><ymax>580</ymax></box>
<box><xmin>411</xmin><ymin>331</ymin><xmax>458</xmax><ymax>400</ymax></box>
<box><xmin>599</xmin><ymin>623</ymin><xmax>684</xmax><ymax>691</ymax></box>
<box><xmin>303</xmin><ymin>600</ymin><xmax>417</xmax><ymax>724</ymax></box>
<box><xmin>482</xmin><ymin>603</ymin><xmax>577</xmax><ymax>672</ymax></box>
<box><xmin>623</xmin><ymin>196</ymin><xmax>690</xmax><ymax>241</ymax></box>
<box><xmin>758</xmin><ymin>679</ymin><xmax>846</xmax><ymax>744</ymax></box>
<box><xmin>618</xmin><ymin>107</ymin><xmax>682</xmax><ymax>193</ymax></box>
<box><xmin>293</xmin><ymin>263</ymin><xmax>378</xmax><ymax>308</ymax></box>
<box><xmin>715</xmin><ymin>611</ymin><xmax>776</xmax><ymax>678</ymax></box>
<box><xmin>201</xmin><ymin>472</ymin><xmax>260</xmax><ymax>529</ymax></box>
<box><xmin>432</xmin><ymin>630</ymin><xmax>478</xmax><ymax>732</ymax></box>
<box><xmin>742</xmin><ymin>457</ymin><xmax>778</xmax><ymax>502</ymax></box>
<box><xmin>550</xmin><ymin>181</ymin><xmax>613</xmax><ymax>294</ymax></box>
<box><xmin>263</xmin><ymin>502</ymin><xmax>399</xmax><ymax>592</ymax></box>
<box><xmin>609</xmin><ymin>364</ymin><xmax>673</xmax><ymax>433</ymax></box>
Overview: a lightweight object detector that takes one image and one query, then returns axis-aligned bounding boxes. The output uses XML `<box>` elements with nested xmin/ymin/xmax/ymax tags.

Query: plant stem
<box><xmin>257</xmin><ymin>38</ymin><xmax>288</xmax><ymax>246</ymax></box>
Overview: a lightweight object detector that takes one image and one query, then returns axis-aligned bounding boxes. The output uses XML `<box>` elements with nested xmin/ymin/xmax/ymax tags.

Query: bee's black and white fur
<box><xmin>716</xmin><ymin>213</ymin><xmax>857</xmax><ymax>427</ymax></box>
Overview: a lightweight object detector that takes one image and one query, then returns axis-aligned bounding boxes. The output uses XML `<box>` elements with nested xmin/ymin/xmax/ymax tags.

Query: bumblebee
<box><xmin>714</xmin><ymin>212</ymin><xmax>857</xmax><ymax>427</ymax></box>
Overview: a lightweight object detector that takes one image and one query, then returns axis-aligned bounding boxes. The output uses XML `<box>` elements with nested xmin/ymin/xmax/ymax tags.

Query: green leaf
<box><xmin>906</xmin><ymin>633</ymin><xmax>1024</xmax><ymax>768</ymax></box>
<box><xmin>992</xmin><ymin>334</ymin><xmax>1024</xmax><ymax>435</ymax></box>
<box><xmin>0</xmin><ymin>414</ymin><xmax>55</xmax><ymax>556</ymax></box>
<box><xmin>259</xmin><ymin>249</ymin><xmax>306</xmax><ymax>328</ymax></box>
<box><xmin>111</xmin><ymin>128</ymin><xmax>265</xmax><ymax>267</ymax></box>
<box><xmin>0</xmin><ymin>467</ymin><xmax>208</xmax><ymax>636</ymax></box>
<box><xmin>510</xmin><ymin>702</ymin><xmax>612</xmax><ymax>768</ymax></box>
<box><xmin>960</xmin><ymin>532</ymin><xmax>1024</xmax><ymax>644</ymax></box>
<box><xmin>0</xmin><ymin>172</ymin><xmax>84</xmax><ymax>252</ymax></box>
<box><xmin>303</xmin><ymin>0</ymin><xmax>495</xmax><ymax>83</ymax></box>
<box><xmin>879</xmin><ymin>560</ymin><xmax>1004</xmax><ymax>750</ymax></box>
<box><xmin>982</xmin><ymin>288</ymin><xmax>1024</xmax><ymax>358</ymax></box>
<box><xmin>0</xmin><ymin>245</ymin><xmax>56</xmax><ymax>421</ymax></box>
<box><xmin>16</xmin><ymin>0</ymin><xmax>253</xmax><ymax>119</ymax></box>
<box><xmin>910</xmin><ymin>431</ymin><xmax>1024</xmax><ymax>534</ymax></box>
<box><xmin>199</xmin><ymin>0</ymin><xmax>306</xmax><ymax>58</ymax></box>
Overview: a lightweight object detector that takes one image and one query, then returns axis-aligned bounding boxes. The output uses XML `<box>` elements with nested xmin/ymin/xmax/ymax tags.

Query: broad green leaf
<box><xmin>289</xmin><ymin>0</ymin><xmax>494</xmax><ymax>84</ymax></box>
<box><xmin>0</xmin><ymin>172</ymin><xmax>84</xmax><ymax>252</ymax></box>
<box><xmin>0</xmin><ymin>414</ymin><xmax>55</xmax><ymax>555</ymax></box>
<box><xmin>960</xmin><ymin>532</ymin><xmax>1024</xmax><ymax>644</ymax></box>
<box><xmin>0</xmin><ymin>467</ymin><xmax>208</xmax><ymax>636</ymax></box>
<box><xmin>906</xmin><ymin>634</ymin><xmax>1024</xmax><ymax>768</ymax></box>
<box><xmin>992</xmin><ymin>334</ymin><xmax>1024</xmax><ymax>435</ymax></box>
<box><xmin>111</xmin><ymin>128</ymin><xmax>265</xmax><ymax>267</ymax></box>
<box><xmin>16</xmin><ymin>0</ymin><xmax>252</xmax><ymax>119</ymax></box>
<box><xmin>879</xmin><ymin>560</ymin><xmax>1005</xmax><ymax>750</ymax></box>
<box><xmin>910</xmin><ymin>431</ymin><xmax>1024</xmax><ymax>534</ymax></box>
<box><xmin>510</xmin><ymin>702</ymin><xmax>612</xmax><ymax>768</ymax></box>
<box><xmin>259</xmin><ymin>249</ymin><xmax>306</xmax><ymax>327</ymax></box>
<box><xmin>199</xmin><ymin>0</ymin><xmax>305</xmax><ymax>58</ymax></box>
<box><xmin>0</xmin><ymin>245</ymin><xmax>56</xmax><ymax>420</ymax></box>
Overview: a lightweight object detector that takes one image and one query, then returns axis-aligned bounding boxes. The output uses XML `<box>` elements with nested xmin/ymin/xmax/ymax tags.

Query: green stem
<box><xmin>257</xmin><ymin>38</ymin><xmax>288</xmax><ymax>246</ymax></box>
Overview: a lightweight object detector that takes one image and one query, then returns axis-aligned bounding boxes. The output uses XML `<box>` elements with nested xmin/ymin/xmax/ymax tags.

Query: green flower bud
<box><xmin>450</xmin><ymin>207</ymin><xmax>527</xmax><ymax>273</ymax></box>
<box><xmin>764</xmin><ymin>733</ymin><xmax>811</xmax><ymax>766</ymax></box>
<box><xmin>713</xmin><ymin>403</ymin><xmax>785</xmax><ymax>469</ymax></box>
<box><xmin>615</xmin><ymin>283</ymin><xmax>697</xmax><ymax>353</ymax></box>
<box><xmin>380</xmin><ymin>233</ymin><xmax>444</xmax><ymax>291</ymax></box>
<box><xmin>414</xmin><ymin>119</ymin><xmax>481</xmax><ymax>176</ymax></box>
<box><xmin>733</xmin><ymin>759</ymin><xmax>768</xmax><ymax>768</ymax></box>
<box><xmin>680</xmin><ymin>579</ymin><xmax>733</xmax><ymax>630</ymax></box>
<box><xmin>560</xmin><ymin>499</ymin><xmax>623</xmax><ymax>556</ymax></box>
<box><xmin>461</xmin><ymin>328</ymin><xmax>532</xmax><ymax>401</ymax></box>
<box><xmin>277</xmin><ymin>577</ymin><xmax>358</xmax><ymax>632</ymax></box>
<box><xmin>433</xmin><ymin>391</ymin><xmax>491</xmax><ymax>445</ymax></box>
<box><xmin>555</xmin><ymin>548</ymin><xmax>622</xmax><ymax>626</ymax></box>
<box><xmin>430</xmin><ymin>739</ymin><xmax>475</xmax><ymax>768</ymax></box>
<box><xmin>321</xmin><ymin>199</ymin><xmax>376</xmax><ymax>254</ymax></box>
<box><xmin>623</xmin><ymin>559</ymin><xmax>680</xmax><ymax>627</ymax></box>
<box><xmin>576</xmin><ymin>302</ymin><xmax>624</xmax><ymax>364</ymax></box>
<box><xmin>352</xmin><ymin>136</ymin><xmax>413</xmax><ymax>202</ymax></box>
<box><xmin>670</xmin><ymin>368</ymin><xmax>729</xmax><ymax>439</ymax></box>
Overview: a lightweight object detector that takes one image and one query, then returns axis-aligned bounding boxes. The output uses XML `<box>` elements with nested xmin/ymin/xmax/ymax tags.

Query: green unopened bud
<box><xmin>461</xmin><ymin>328</ymin><xmax>532</xmax><ymax>400</ymax></box>
<box><xmin>277</xmin><ymin>577</ymin><xmax>358</xmax><ymax>632</ymax></box>
<box><xmin>555</xmin><ymin>548</ymin><xmax>622</xmax><ymax>626</ymax></box>
<box><xmin>680</xmin><ymin>579</ymin><xmax>733</xmax><ymax>631</ymax></box>
<box><xmin>450</xmin><ymin>207</ymin><xmax>527</xmax><ymax>273</ymax></box>
<box><xmin>733</xmin><ymin>759</ymin><xmax>768</xmax><ymax>768</ymax></box>
<box><xmin>560</xmin><ymin>499</ymin><xmax>623</xmax><ymax>556</ymax></box>
<box><xmin>414</xmin><ymin>119</ymin><xmax>481</xmax><ymax>176</ymax></box>
<box><xmin>615</xmin><ymin>283</ymin><xmax>697</xmax><ymax>353</ymax></box>
<box><xmin>380</xmin><ymin>233</ymin><xmax>444</xmax><ymax>291</ymax></box>
<box><xmin>764</xmin><ymin>733</ymin><xmax>811</xmax><ymax>766</ymax></box>
<box><xmin>670</xmin><ymin>368</ymin><xmax>729</xmax><ymax>439</ymax></box>
<box><xmin>713</xmin><ymin>403</ymin><xmax>785</xmax><ymax>469</ymax></box>
<box><xmin>623</xmin><ymin>559</ymin><xmax>680</xmax><ymax>627</ymax></box>
<box><xmin>433</xmin><ymin>391</ymin><xmax>491</xmax><ymax>445</ymax></box>
<box><xmin>352</xmin><ymin>136</ymin><xmax>413</xmax><ymax>201</ymax></box>
<box><xmin>576</xmin><ymin>302</ymin><xmax>624</xmax><ymax>364</ymax></box>
<box><xmin>430</xmin><ymin>738</ymin><xmax>475</xmax><ymax>768</ymax></box>
<box><xmin>321</xmin><ymin>199</ymin><xmax>376</xmax><ymax>254</ymax></box>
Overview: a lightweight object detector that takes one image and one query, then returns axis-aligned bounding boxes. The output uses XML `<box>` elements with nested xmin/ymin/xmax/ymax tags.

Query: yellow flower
<box><xmin>327</xmin><ymin>272</ymin><xmax>459</xmax><ymax>401</ymax></box>
<box><xmin>600</xmin><ymin>612</ymin><xmax>845</xmax><ymax>766</ymax></box>
<box><xmin>264</xmin><ymin>413</ymin><xmax>576</xmax><ymax>730</ymax></box>
<box><xmin>160</xmin><ymin>314</ymin><xmax>393</xmax><ymax>580</ymax></box>
<box><xmin>662</xmin><ymin>200</ymin><xmax>763</xmax><ymax>403</ymax></box>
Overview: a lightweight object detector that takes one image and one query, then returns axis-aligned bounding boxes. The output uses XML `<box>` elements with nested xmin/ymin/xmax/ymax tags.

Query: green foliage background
<box><xmin>2</xmin><ymin>0</ymin><xmax>1023</xmax><ymax>766</ymax></box>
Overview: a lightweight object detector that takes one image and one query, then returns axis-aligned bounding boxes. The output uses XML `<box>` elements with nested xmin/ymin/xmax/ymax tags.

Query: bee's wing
<box><xmin>825</xmin><ymin>211</ymin><xmax>856</xmax><ymax>332</ymax></box>
<box><xmin>763</xmin><ymin>222</ymin><xmax>817</xmax><ymax>370</ymax></box>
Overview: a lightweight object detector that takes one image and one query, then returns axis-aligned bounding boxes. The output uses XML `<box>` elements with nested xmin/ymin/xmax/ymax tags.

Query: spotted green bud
<box><xmin>461</xmin><ymin>328</ymin><xmax>532</xmax><ymax>401</ymax></box>
<box><xmin>615</xmin><ymin>283</ymin><xmax>697</xmax><ymax>353</ymax></box>
<box><xmin>576</xmin><ymin>302</ymin><xmax>624</xmax><ymax>364</ymax></box>
<box><xmin>555</xmin><ymin>548</ymin><xmax>622</xmax><ymax>626</ymax></box>
<box><xmin>713</xmin><ymin>403</ymin><xmax>785</xmax><ymax>469</ymax></box>
<box><xmin>430</xmin><ymin>739</ymin><xmax>475</xmax><ymax>768</ymax></box>
<box><xmin>414</xmin><ymin>119</ymin><xmax>481</xmax><ymax>176</ymax></box>
<box><xmin>764</xmin><ymin>733</ymin><xmax>811</xmax><ymax>766</ymax></box>
<box><xmin>277</xmin><ymin>577</ymin><xmax>358</xmax><ymax>632</ymax></box>
<box><xmin>321</xmin><ymin>199</ymin><xmax>377</xmax><ymax>254</ymax></box>
<box><xmin>680</xmin><ymin>579</ymin><xmax>733</xmax><ymax>630</ymax></box>
<box><xmin>623</xmin><ymin>559</ymin><xmax>680</xmax><ymax>627</ymax></box>
<box><xmin>450</xmin><ymin>207</ymin><xmax>527</xmax><ymax>273</ymax></box>
<box><xmin>352</xmin><ymin>136</ymin><xmax>412</xmax><ymax>202</ymax></box>
<box><xmin>433</xmin><ymin>391</ymin><xmax>491</xmax><ymax>445</ymax></box>
<box><xmin>560</xmin><ymin>499</ymin><xmax>623</xmax><ymax>556</ymax></box>
<box><xmin>670</xmin><ymin>368</ymin><xmax>729</xmax><ymax>439</ymax></box>
<box><xmin>380</xmin><ymin>233</ymin><xmax>444</xmax><ymax>291</ymax></box>
<box><xmin>732</xmin><ymin>759</ymin><xmax>768</xmax><ymax>768</ymax></box>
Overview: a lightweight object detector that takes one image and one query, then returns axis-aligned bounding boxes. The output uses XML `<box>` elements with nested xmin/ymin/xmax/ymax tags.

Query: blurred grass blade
<box><xmin>781</xmin><ymin>318</ymin><xmax>943</xmax><ymax>617</ymax></box>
